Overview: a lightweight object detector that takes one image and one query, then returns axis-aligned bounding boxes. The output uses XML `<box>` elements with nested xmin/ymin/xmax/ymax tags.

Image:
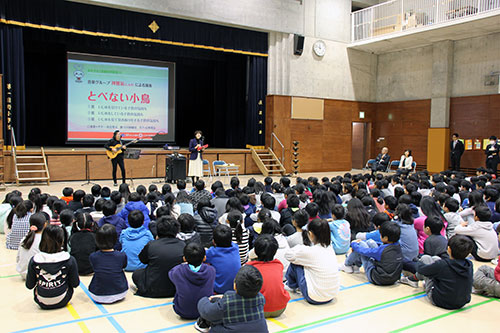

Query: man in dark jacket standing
<box><xmin>450</xmin><ymin>133</ymin><xmax>465</xmax><ymax>171</ymax></box>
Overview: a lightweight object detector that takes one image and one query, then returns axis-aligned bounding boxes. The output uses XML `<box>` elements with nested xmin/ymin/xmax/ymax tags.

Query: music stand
<box><xmin>124</xmin><ymin>149</ymin><xmax>141</xmax><ymax>189</ymax></box>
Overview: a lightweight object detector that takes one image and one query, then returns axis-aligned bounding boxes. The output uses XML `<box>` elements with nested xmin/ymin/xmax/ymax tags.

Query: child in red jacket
<box><xmin>246</xmin><ymin>234</ymin><xmax>290</xmax><ymax>318</ymax></box>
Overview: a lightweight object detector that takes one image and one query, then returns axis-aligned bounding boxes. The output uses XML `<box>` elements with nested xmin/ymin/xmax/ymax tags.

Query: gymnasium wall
<box><xmin>266</xmin><ymin>95</ymin><xmax>431</xmax><ymax>173</ymax></box>
<box><xmin>376</xmin><ymin>32</ymin><xmax>500</xmax><ymax>102</ymax></box>
<box><xmin>449</xmin><ymin>94</ymin><xmax>500</xmax><ymax>170</ymax></box>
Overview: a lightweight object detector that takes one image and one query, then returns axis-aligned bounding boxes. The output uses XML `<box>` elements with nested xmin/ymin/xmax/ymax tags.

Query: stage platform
<box><xmin>2</xmin><ymin>147</ymin><xmax>261</xmax><ymax>183</ymax></box>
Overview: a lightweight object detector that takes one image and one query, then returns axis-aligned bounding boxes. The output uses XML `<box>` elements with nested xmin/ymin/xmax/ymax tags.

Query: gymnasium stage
<box><xmin>3</xmin><ymin>147</ymin><xmax>261</xmax><ymax>183</ymax></box>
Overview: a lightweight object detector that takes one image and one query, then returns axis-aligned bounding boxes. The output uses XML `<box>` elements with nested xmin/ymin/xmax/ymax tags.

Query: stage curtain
<box><xmin>0</xmin><ymin>24</ymin><xmax>25</xmax><ymax>145</ymax></box>
<box><xmin>246</xmin><ymin>56</ymin><xmax>267</xmax><ymax>145</ymax></box>
<box><xmin>0</xmin><ymin>0</ymin><xmax>268</xmax><ymax>56</ymax></box>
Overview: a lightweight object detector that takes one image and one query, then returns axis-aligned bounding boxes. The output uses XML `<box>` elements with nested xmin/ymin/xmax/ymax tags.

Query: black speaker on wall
<box><xmin>293</xmin><ymin>34</ymin><xmax>304</xmax><ymax>56</ymax></box>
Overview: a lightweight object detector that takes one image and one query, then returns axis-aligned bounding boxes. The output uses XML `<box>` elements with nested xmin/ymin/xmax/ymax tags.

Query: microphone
<box><xmin>201</xmin><ymin>136</ymin><xmax>205</xmax><ymax>142</ymax></box>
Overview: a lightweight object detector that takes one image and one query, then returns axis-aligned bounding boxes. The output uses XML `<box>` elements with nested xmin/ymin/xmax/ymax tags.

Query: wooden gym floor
<box><xmin>0</xmin><ymin>173</ymin><xmax>498</xmax><ymax>332</ymax></box>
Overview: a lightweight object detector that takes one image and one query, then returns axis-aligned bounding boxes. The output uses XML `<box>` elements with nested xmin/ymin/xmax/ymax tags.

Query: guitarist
<box><xmin>104</xmin><ymin>130</ymin><xmax>127</xmax><ymax>186</ymax></box>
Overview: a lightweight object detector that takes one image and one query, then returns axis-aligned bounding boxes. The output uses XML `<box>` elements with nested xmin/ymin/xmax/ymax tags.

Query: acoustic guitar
<box><xmin>106</xmin><ymin>138</ymin><xmax>139</xmax><ymax>159</ymax></box>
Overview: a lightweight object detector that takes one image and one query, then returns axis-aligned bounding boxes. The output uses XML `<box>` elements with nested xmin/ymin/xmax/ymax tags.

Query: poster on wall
<box><xmin>483</xmin><ymin>139</ymin><xmax>490</xmax><ymax>150</ymax></box>
<box><xmin>474</xmin><ymin>139</ymin><xmax>482</xmax><ymax>150</ymax></box>
<box><xmin>465</xmin><ymin>139</ymin><xmax>473</xmax><ymax>150</ymax></box>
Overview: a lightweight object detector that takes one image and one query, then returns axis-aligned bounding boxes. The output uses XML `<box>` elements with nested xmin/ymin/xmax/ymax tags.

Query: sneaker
<box><xmin>113</xmin><ymin>182</ymin><xmax>118</xmax><ymax>186</ymax></box>
<box><xmin>339</xmin><ymin>264</ymin><xmax>354</xmax><ymax>274</ymax></box>
<box><xmin>491</xmin><ymin>259</ymin><xmax>498</xmax><ymax>265</ymax></box>
<box><xmin>284</xmin><ymin>284</ymin><xmax>301</xmax><ymax>294</ymax></box>
<box><xmin>352</xmin><ymin>265</ymin><xmax>361</xmax><ymax>274</ymax></box>
<box><xmin>400</xmin><ymin>275</ymin><xmax>419</xmax><ymax>288</ymax></box>
<box><xmin>194</xmin><ymin>318</ymin><xmax>210</xmax><ymax>333</ymax></box>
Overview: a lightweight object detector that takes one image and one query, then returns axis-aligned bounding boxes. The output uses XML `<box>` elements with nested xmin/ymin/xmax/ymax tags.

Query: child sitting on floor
<box><xmin>61</xmin><ymin>187</ymin><xmax>73</xmax><ymax>204</ymax></box>
<box><xmin>98</xmin><ymin>200</ymin><xmax>128</xmax><ymax>249</ymax></box>
<box><xmin>473</xmin><ymin>233</ymin><xmax>500</xmax><ymax>297</ymax></box>
<box><xmin>132</xmin><ymin>216</ymin><xmax>185</xmax><ymax>298</ymax></box>
<box><xmin>455</xmin><ymin>205</ymin><xmax>499</xmax><ymax>262</ymax></box>
<box><xmin>88</xmin><ymin>224</ymin><xmax>128</xmax><ymax>303</ymax></box>
<box><xmin>195</xmin><ymin>265</ymin><xmax>267</xmax><ymax>332</ymax></box>
<box><xmin>69</xmin><ymin>212</ymin><xmax>98</xmax><ymax>275</ymax></box>
<box><xmin>416</xmin><ymin>235</ymin><xmax>474</xmax><ymax>309</ymax></box>
<box><xmin>286</xmin><ymin>209</ymin><xmax>309</xmax><ymax>248</ymax></box>
<box><xmin>120</xmin><ymin>210</ymin><xmax>154</xmax><ymax>271</ymax></box>
<box><xmin>16</xmin><ymin>212</ymin><xmax>48</xmax><ymax>279</ymax></box>
<box><xmin>423</xmin><ymin>216</ymin><xmax>448</xmax><ymax>258</ymax></box>
<box><xmin>329</xmin><ymin>204</ymin><xmax>351</xmax><ymax>254</ymax></box>
<box><xmin>284</xmin><ymin>219</ymin><xmax>339</xmax><ymax>304</ymax></box>
<box><xmin>26</xmin><ymin>225</ymin><xmax>80</xmax><ymax>309</ymax></box>
<box><xmin>205</xmin><ymin>224</ymin><xmax>241</xmax><ymax>294</ymax></box>
<box><xmin>228</xmin><ymin>211</ymin><xmax>249</xmax><ymax>264</ymax></box>
<box><xmin>342</xmin><ymin>222</ymin><xmax>403</xmax><ymax>286</ymax></box>
<box><xmin>247</xmin><ymin>234</ymin><xmax>290</xmax><ymax>318</ymax></box>
<box><xmin>176</xmin><ymin>213</ymin><xmax>201</xmax><ymax>245</ymax></box>
<box><xmin>442</xmin><ymin>197</ymin><xmax>463</xmax><ymax>238</ymax></box>
<box><xmin>169</xmin><ymin>242</ymin><xmax>216</xmax><ymax>319</ymax></box>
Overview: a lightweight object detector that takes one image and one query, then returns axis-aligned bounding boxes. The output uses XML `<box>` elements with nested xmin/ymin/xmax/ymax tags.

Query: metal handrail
<box><xmin>351</xmin><ymin>0</ymin><xmax>500</xmax><ymax>42</ymax></box>
<box><xmin>271</xmin><ymin>132</ymin><xmax>285</xmax><ymax>164</ymax></box>
<box><xmin>11</xmin><ymin>128</ymin><xmax>18</xmax><ymax>181</ymax></box>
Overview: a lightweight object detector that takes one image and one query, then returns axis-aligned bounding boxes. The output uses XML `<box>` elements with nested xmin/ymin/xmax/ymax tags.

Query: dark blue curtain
<box><xmin>0</xmin><ymin>24</ymin><xmax>25</xmax><ymax>145</ymax></box>
<box><xmin>0</xmin><ymin>0</ymin><xmax>267</xmax><ymax>55</ymax></box>
<box><xmin>246</xmin><ymin>56</ymin><xmax>267</xmax><ymax>145</ymax></box>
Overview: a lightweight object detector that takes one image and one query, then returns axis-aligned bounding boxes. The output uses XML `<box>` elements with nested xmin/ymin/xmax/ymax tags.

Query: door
<box><xmin>352</xmin><ymin>122</ymin><xmax>371</xmax><ymax>170</ymax></box>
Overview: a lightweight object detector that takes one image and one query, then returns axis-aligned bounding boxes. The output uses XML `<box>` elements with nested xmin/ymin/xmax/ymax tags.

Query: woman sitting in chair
<box><xmin>396</xmin><ymin>149</ymin><xmax>413</xmax><ymax>175</ymax></box>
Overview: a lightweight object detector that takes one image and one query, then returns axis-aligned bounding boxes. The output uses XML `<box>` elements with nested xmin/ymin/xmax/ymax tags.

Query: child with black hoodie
<box><xmin>26</xmin><ymin>225</ymin><xmax>80</xmax><ymax>309</ymax></box>
<box><xmin>416</xmin><ymin>235</ymin><xmax>474</xmax><ymax>309</ymax></box>
<box><xmin>69</xmin><ymin>213</ymin><xmax>98</xmax><ymax>275</ymax></box>
<box><xmin>169</xmin><ymin>242</ymin><xmax>216</xmax><ymax>319</ymax></box>
<box><xmin>132</xmin><ymin>216</ymin><xmax>185</xmax><ymax>298</ymax></box>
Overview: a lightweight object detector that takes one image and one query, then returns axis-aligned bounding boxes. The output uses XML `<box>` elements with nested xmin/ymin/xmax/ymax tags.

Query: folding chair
<box><xmin>388</xmin><ymin>160</ymin><xmax>400</xmax><ymax>172</ymax></box>
<box><xmin>365</xmin><ymin>159</ymin><xmax>376</xmax><ymax>170</ymax></box>
<box><xmin>203</xmin><ymin>159</ymin><xmax>212</xmax><ymax>181</ymax></box>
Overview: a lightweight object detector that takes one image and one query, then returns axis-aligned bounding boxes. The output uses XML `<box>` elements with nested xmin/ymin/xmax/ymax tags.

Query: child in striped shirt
<box><xmin>228</xmin><ymin>211</ymin><xmax>249</xmax><ymax>264</ymax></box>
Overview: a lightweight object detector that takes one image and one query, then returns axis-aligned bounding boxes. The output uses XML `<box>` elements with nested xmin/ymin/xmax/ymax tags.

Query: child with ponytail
<box><xmin>16</xmin><ymin>213</ymin><xmax>48</xmax><ymax>279</ymax></box>
<box><xmin>69</xmin><ymin>212</ymin><xmax>98</xmax><ymax>275</ymax></box>
<box><xmin>228</xmin><ymin>211</ymin><xmax>249</xmax><ymax>264</ymax></box>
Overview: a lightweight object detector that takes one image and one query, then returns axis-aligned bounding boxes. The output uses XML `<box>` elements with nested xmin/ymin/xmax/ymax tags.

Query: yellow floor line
<box><xmin>66</xmin><ymin>302</ymin><xmax>91</xmax><ymax>333</ymax></box>
<box><xmin>268</xmin><ymin>317</ymin><xmax>288</xmax><ymax>329</ymax></box>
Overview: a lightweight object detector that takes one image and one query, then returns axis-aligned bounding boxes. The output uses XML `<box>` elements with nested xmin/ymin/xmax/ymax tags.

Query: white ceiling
<box><xmin>349</xmin><ymin>11</ymin><xmax>500</xmax><ymax>54</ymax></box>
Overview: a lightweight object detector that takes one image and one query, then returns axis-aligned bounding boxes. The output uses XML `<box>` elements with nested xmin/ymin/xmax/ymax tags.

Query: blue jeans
<box><xmin>285</xmin><ymin>263</ymin><xmax>331</xmax><ymax>305</ymax></box>
<box><xmin>344</xmin><ymin>239</ymin><xmax>377</xmax><ymax>283</ymax></box>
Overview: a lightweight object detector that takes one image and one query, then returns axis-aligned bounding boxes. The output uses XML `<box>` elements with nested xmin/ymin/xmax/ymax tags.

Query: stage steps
<box><xmin>13</xmin><ymin>147</ymin><xmax>50</xmax><ymax>185</ymax></box>
<box><xmin>250</xmin><ymin>147</ymin><xmax>286</xmax><ymax>177</ymax></box>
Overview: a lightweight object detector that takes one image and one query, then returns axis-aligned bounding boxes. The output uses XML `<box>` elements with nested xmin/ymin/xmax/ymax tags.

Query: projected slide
<box><xmin>67</xmin><ymin>53</ymin><xmax>175</xmax><ymax>142</ymax></box>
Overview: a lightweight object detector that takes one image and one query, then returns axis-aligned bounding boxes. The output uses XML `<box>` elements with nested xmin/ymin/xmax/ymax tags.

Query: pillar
<box><xmin>427</xmin><ymin>40</ymin><xmax>454</xmax><ymax>173</ymax></box>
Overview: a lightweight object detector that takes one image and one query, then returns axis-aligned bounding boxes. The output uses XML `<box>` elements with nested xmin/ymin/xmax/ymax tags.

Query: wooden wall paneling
<box><xmin>47</xmin><ymin>155</ymin><xmax>86</xmax><ymax>181</ymax></box>
<box><xmin>450</xmin><ymin>94</ymin><xmax>500</xmax><ymax>169</ymax></box>
<box><xmin>218</xmin><ymin>154</ymin><xmax>246</xmax><ymax>174</ymax></box>
<box><xmin>87</xmin><ymin>154</ymin><xmax>115</xmax><ymax>180</ymax></box>
<box><xmin>245</xmin><ymin>153</ymin><xmax>260</xmax><ymax>175</ymax></box>
<box><xmin>156</xmin><ymin>154</ymin><xmax>166</xmax><ymax>178</ymax></box>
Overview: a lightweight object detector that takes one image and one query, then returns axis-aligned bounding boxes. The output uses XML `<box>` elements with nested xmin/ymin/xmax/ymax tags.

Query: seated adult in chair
<box><xmin>371</xmin><ymin>147</ymin><xmax>390</xmax><ymax>174</ymax></box>
<box><xmin>396</xmin><ymin>149</ymin><xmax>413</xmax><ymax>175</ymax></box>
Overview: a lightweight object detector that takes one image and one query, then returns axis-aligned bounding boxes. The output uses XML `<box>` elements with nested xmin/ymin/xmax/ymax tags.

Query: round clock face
<box><xmin>313</xmin><ymin>40</ymin><xmax>326</xmax><ymax>57</ymax></box>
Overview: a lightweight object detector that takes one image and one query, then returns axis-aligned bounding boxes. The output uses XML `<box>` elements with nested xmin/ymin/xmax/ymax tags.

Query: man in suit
<box><xmin>371</xmin><ymin>147</ymin><xmax>390</xmax><ymax>174</ymax></box>
<box><xmin>450</xmin><ymin>133</ymin><xmax>465</xmax><ymax>171</ymax></box>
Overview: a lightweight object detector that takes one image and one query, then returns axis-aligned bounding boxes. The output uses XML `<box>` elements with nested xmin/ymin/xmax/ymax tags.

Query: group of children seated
<box><xmin>1</xmin><ymin>168</ymin><xmax>500</xmax><ymax>331</ymax></box>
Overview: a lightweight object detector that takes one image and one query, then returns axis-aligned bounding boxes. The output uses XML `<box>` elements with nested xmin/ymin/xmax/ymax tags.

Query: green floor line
<box><xmin>0</xmin><ymin>274</ymin><xmax>20</xmax><ymax>278</ymax></box>
<box><xmin>389</xmin><ymin>298</ymin><xmax>497</xmax><ymax>333</ymax></box>
<box><xmin>276</xmin><ymin>292</ymin><xmax>424</xmax><ymax>333</ymax></box>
